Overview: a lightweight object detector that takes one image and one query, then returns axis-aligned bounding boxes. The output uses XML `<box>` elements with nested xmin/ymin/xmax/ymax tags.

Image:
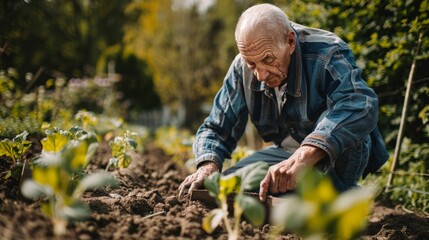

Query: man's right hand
<box><xmin>178</xmin><ymin>161</ymin><xmax>218</xmax><ymax>197</ymax></box>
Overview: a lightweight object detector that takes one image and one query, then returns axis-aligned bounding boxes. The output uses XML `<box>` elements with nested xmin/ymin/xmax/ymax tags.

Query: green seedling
<box><xmin>0</xmin><ymin>131</ymin><xmax>32</xmax><ymax>181</ymax></box>
<box><xmin>202</xmin><ymin>161</ymin><xmax>269</xmax><ymax>240</ymax></box>
<box><xmin>270</xmin><ymin>169</ymin><xmax>378</xmax><ymax>240</ymax></box>
<box><xmin>38</xmin><ymin>126</ymin><xmax>97</xmax><ymax>165</ymax></box>
<box><xmin>21</xmin><ymin>127</ymin><xmax>117</xmax><ymax>236</ymax></box>
<box><xmin>74</xmin><ymin>110</ymin><xmax>98</xmax><ymax>131</ymax></box>
<box><xmin>106</xmin><ymin>130</ymin><xmax>138</xmax><ymax>170</ymax></box>
<box><xmin>0</xmin><ymin>131</ymin><xmax>32</xmax><ymax>165</ymax></box>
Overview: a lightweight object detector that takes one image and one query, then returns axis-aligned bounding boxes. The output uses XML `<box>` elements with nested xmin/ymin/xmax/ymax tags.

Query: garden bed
<box><xmin>0</xmin><ymin>141</ymin><xmax>428</xmax><ymax>239</ymax></box>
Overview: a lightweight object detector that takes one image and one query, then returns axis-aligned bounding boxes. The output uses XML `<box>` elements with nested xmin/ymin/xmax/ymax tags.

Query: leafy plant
<box><xmin>0</xmin><ymin>131</ymin><xmax>32</xmax><ymax>182</ymax></box>
<box><xmin>271</xmin><ymin>169</ymin><xmax>378</xmax><ymax>240</ymax></box>
<box><xmin>0</xmin><ymin>131</ymin><xmax>32</xmax><ymax>165</ymax></box>
<box><xmin>365</xmin><ymin>137</ymin><xmax>429</xmax><ymax>212</ymax></box>
<box><xmin>202</xmin><ymin>161</ymin><xmax>269</xmax><ymax>240</ymax></box>
<box><xmin>74</xmin><ymin>110</ymin><xmax>98</xmax><ymax>131</ymax></box>
<box><xmin>105</xmin><ymin>130</ymin><xmax>138</xmax><ymax>170</ymax></box>
<box><xmin>21</xmin><ymin>127</ymin><xmax>117</xmax><ymax>236</ymax></box>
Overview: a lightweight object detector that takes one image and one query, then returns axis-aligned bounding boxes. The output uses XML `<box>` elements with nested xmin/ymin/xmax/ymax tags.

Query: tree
<box><xmin>1</xmin><ymin>0</ymin><xmax>130</xmax><ymax>83</ymax></box>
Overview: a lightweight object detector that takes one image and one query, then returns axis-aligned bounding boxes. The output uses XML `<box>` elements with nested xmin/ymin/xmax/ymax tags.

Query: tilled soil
<box><xmin>0</xmin><ymin>142</ymin><xmax>428</xmax><ymax>240</ymax></box>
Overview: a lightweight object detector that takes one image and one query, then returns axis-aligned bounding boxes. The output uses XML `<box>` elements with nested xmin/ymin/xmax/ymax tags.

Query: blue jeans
<box><xmin>222</xmin><ymin>136</ymin><xmax>371</xmax><ymax>193</ymax></box>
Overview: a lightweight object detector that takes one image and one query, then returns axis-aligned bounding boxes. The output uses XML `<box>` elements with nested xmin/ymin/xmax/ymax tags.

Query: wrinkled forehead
<box><xmin>237</xmin><ymin>29</ymin><xmax>276</xmax><ymax>56</ymax></box>
<box><xmin>236</xmin><ymin>26</ymin><xmax>274</xmax><ymax>49</ymax></box>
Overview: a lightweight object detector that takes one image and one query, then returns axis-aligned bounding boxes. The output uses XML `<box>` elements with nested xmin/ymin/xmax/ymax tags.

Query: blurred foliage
<box><xmin>0</xmin><ymin>131</ymin><xmax>31</xmax><ymax>165</ymax></box>
<box><xmin>123</xmin><ymin>0</ymin><xmax>268</xmax><ymax>128</ymax></box>
<box><xmin>106</xmin><ymin>130</ymin><xmax>138</xmax><ymax>170</ymax></box>
<box><xmin>154</xmin><ymin>126</ymin><xmax>194</xmax><ymax>166</ymax></box>
<box><xmin>0</xmin><ymin>69</ymin><xmax>45</xmax><ymax>137</ymax></box>
<box><xmin>96</xmin><ymin>46</ymin><xmax>162</xmax><ymax>116</ymax></box>
<box><xmin>21</xmin><ymin>127</ymin><xmax>117</xmax><ymax>235</ymax></box>
<box><xmin>1</xmin><ymin>0</ymin><xmax>129</xmax><ymax>80</ymax></box>
<box><xmin>222</xmin><ymin>146</ymin><xmax>255</xmax><ymax>171</ymax></box>
<box><xmin>203</xmin><ymin>161</ymin><xmax>268</xmax><ymax>239</ymax></box>
<box><xmin>317</xmin><ymin>0</ymin><xmax>429</xmax><ymax>150</ymax></box>
<box><xmin>272</xmin><ymin>169</ymin><xmax>378</xmax><ymax>240</ymax></box>
<box><xmin>361</xmin><ymin>137</ymin><xmax>429</xmax><ymax>211</ymax></box>
<box><xmin>0</xmin><ymin>131</ymin><xmax>32</xmax><ymax>186</ymax></box>
<box><xmin>0</xmin><ymin>67</ymin><xmax>125</xmax><ymax>138</ymax></box>
<box><xmin>0</xmin><ymin>0</ymin><xmax>160</xmax><ymax>120</ymax></box>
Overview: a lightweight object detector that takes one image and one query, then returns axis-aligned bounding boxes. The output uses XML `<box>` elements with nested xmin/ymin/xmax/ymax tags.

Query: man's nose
<box><xmin>254</xmin><ymin>67</ymin><xmax>269</xmax><ymax>81</ymax></box>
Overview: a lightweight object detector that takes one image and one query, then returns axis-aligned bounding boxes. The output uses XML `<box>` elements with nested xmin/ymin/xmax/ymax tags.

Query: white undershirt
<box><xmin>274</xmin><ymin>84</ymin><xmax>287</xmax><ymax>114</ymax></box>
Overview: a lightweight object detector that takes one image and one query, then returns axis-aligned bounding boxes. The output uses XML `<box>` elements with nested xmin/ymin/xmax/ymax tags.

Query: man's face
<box><xmin>237</xmin><ymin>29</ymin><xmax>296</xmax><ymax>88</ymax></box>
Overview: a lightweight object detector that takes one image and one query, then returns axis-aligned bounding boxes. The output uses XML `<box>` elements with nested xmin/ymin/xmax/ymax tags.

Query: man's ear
<box><xmin>288</xmin><ymin>31</ymin><xmax>296</xmax><ymax>55</ymax></box>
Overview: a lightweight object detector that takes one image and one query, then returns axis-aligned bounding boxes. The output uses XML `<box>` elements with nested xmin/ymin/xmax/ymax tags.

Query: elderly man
<box><xmin>179</xmin><ymin>3</ymin><xmax>388</xmax><ymax>201</ymax></box>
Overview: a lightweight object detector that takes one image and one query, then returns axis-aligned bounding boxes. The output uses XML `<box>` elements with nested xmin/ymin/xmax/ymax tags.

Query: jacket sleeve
<box><xmin>301</xmin><ymin>48</ymin><xmax>379</xmax><ymax>167</ymax></box>
<box><xmin>193</xmin><ymin>56</ymin><xmax>249</xmax><ymax>171</ymax></box>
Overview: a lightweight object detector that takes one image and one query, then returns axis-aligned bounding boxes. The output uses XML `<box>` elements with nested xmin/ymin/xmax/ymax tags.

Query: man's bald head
<box><xmin>235</xmin><ymin>3</ymin><xmax>292</xmax><ymax>47</ymax></box>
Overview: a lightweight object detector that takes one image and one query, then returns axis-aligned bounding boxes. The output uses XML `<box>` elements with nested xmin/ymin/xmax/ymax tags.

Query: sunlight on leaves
<box><xmin>271</xmin><ymin>169</ymin><xmax>377</xmax><ymax>239</ymax></box>
<box><xmin>41</xmin><ymin>132</ymin><xmax>69</xmax><ymax>153</ymax></box>
<box><xmin>219</xmin><ymin>174</ymin><xmax>240</xmax><ymax>201</ymax></box>
<box><xmin>202</xmin><ymin>161</ymin><xmax>268</xmax><ymax>239</ymax></box>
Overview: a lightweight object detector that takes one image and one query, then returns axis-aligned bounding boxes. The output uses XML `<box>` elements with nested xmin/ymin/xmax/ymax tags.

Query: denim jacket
<box><xmin>194</xmin><ymin>23</ymin><xmax>389</xmax><ymax>177</ymax></box>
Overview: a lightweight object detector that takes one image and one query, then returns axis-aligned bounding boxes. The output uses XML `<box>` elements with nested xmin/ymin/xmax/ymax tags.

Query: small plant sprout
<box><xmin>106</xmin><ymin>130</ymin><xmax>138</xmax><ymax>170</ymax></box>
<box><xmin>0</xmin><ymin>131</ymin><xmax>32</xmax><ymax>165</ymax></box>
<box><xmin>74</xmin><ymin>110</ymin><xmax>98</xmax><ymax>131</ymax></box>
<box><xmin>202</xmin><ymin>161</ymin><xmax>269</xmax><ymax>240</ymax></box>
<box><xmin>0</xmin><ymin>131</ymin><xmax>32</xmax><ymax>181</ymax></box>
<box><xmin>38</xmin><ymin>126</ymin><xmax>96</xmax><ymax>165</ymax></box>
<box><xmin>270</xmin><ymin>169</ymin><xmax>378</xmax><ymax>240</ymax></box>
<box><xmin>21</xmin><ymin>128</ymin><xmax>117</xmax><ymax>236</ymax></box>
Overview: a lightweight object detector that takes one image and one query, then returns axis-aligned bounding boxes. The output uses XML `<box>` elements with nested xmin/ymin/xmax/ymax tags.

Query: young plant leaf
<box><xmin>76</xmin><ymin>172</ymin><xmax>118</xmax><ymax>195</ymax></box>
<box><xmin>204</xmin><ymin>172</ymin><xmax>221</xmax><ymax>198</ymax></box>
<box><xmin>270</xmin><ymin>196</ymin><xmax>314</xmax><ymax>231</ymax></box>
<box><xmin>331</xmin><ymin>187</ymin><xmax>376</xmax><ymax>240</ymax></box>
<box><xmin>126</xmin><ymin>138</ymin><xmax>137</xmax><ymax>149</ymax></box>
<box><xmin>41</xmin><ymin>132</ymin><xmax>69</xmax><ymax>153</ymax></box>
<box><xmin>298</xmin><ymin>168</ymin><xmax>337</xmax><ymax>202</ymax></box>
<box><xmin>118</xmin><ymin>154</ymin><xmax>131</xmax><ymax>169</ymax></box>
<box><xmin>21</xmin><ymin>179</ymin><xmax>53</xmax><ymax>199</ymax></box>
<box><xmin>0</xmin><ymin>140</ymin><xmax>16</xmax><ymax>162</ymax></box>
<box><xmin>63</xmin><ymin>141</ymin><xmax>88</xmax><ymax>171</ymax></box>
<box><xmin>62</xmin><ymin>201</ymin><xmax>90</xmax><ymax>220</ymax></box>
<box><xmin>0</xmin><ymin>131</ymin><xmax>32</xmax><ymax>164</ymax></box>
<box><xmin>234</xmin><ymin>161</ymin><xmax>268</xmax><ymax>191</ymax></box>
<box><xmin>237</xmin><ymin>194</ymin><xmax>266</xmax><ymax>227</ymax></box>
<box><xmin>13</xmin><ymin>130</ymin><xmax>29</xmax><ymax>142</ymax></box>
<box><xmin>68</xmin><ymin>126</ymin><xmax>87</xmax><ymax>139</ymax></box>
<box><xmin>202</xmin><ymin>208</ymin><xmax>226</xmax><ymax>234</ymax></box>
<box><xmin>86</xmin><ymin>142</ymin><xmax>99</xmax><ymax>163</ymax></box>
<box><xmin>13</xmin><ymin>131</ymin><xmax>32</xmax><ymax>159</ymax></box>
<box><xmin>219</xmin><ymin>174</ymin><xmax>241</xmax><ymax>200</ymax></box>
<box><xmin>33</xmin><ymin>165</ymin><xmax>66</xmax><ymax>194</ymax></box>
